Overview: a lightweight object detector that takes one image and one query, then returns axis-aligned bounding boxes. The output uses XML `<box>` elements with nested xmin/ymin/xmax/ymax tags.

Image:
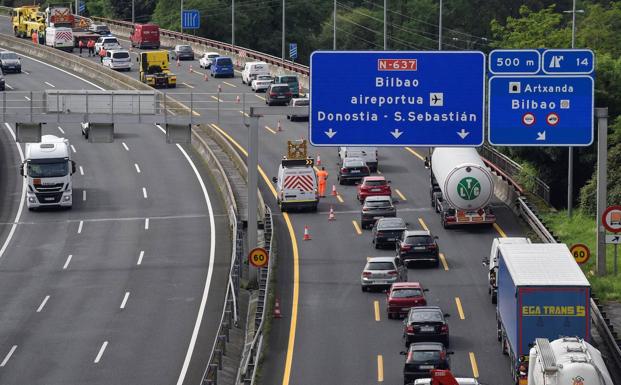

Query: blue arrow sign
<box><xmin>182</xmin><ymin>10</ymin><xmax>200</xmax><ymax>29</ymax></box>
<box><xmin>78</xmin><ymin>2</ymin><xmax>85</xmax><ymax>13</ymax></box>
<box><xmin>489</xmin><ymin>49</ymin><xmax>540</xmax><ymax>74</ymax></box>
<box><xmin>289</xmin><ymin>43</ymin><xmax>297</xmax><ymax>60</ymax></box>
<box><xmin>542</xmin><ymin>49</ymin><xmax>594</xmax><ymax>74</ymax></box>
<box><xmin>309</xmin><ymin>51</ymin><xmax>485</xmax><ymax>146</ymax></box>
<box><xmin>488</xmin><ymin>76</ymin><xmax>594</xmax><ymax>146</ymax></box>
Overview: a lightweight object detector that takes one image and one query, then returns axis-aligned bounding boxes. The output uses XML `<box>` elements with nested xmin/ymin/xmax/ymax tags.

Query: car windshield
<box><xmin>366</xmin><ymin>262</ymin><xmax>394</xmax><ymax>270</ymax></box>
<box><xmin>405</xmin><ymin>235</ymin><xmax>433</xmax><ymax>245</ymax></box>
<box><xmin>280</xmin><ymin>76</ymin><xmax>298</xmax><ymax>83</ymax></box>
<box><xmin>113</xmin><ymin>52</ymin><xmax>129</xmax><ymax>59</ymax></box>
<box><xmin>344</xmin><ymin>159</ymin><xmax>365</xmax><ymax>167</ymax></box>
<box><xmin>365</xmin><ymin>180</ymin><xmax>386</xmax><ymax>186</ymax></box>
<box><xmin>294</xmin><ymin>99</ymin><xmax>309</xmax><ymax>106</ymax></box>
<box><xmin>257</xmin><ymin>75</ymin><xmax>272</xmax><ymax>80</ymax></box>
<box><xmin>218</xmin><ymin>58</ymin><xmax>232</xmax><ymax>66</ymax></box>
<box><xmin>366</xmin><ymin>199</ymin><xmax>391</xmax><ymax>208</ymax></box>
<box><xmin>1</xmin><ymin>52</ymin><xmax>18</xmax><ymax>59</ymax></box>
<box><xmin>391</xmin><ymin>288</ymin><xmax>422</xmax><ymax>298</ymax></box>
<box><xmin>178</xmin><ymin>46</ymin><xmax>192</xmax><ymax>51</ymax></box>
<box><xmin>273</xmin><ymin>85</ymin><xmax>290</xmax><ymax>92</ymax></box>
<box><xmin>27</xmin><ymin>159</ymin><xmax>68</xmax><ymax>178</ymax></box>
<box><xmin>409</xmin><ymin>310</ymin><xmax>443</xmax><ymax>323</ymax></box>
<box><xmin>410</xmin><ymin>350</ymin><xmax>441</xmax><ymax>362</ymax></box>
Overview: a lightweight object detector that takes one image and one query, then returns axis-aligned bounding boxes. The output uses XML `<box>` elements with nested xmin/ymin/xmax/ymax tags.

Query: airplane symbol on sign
<box><xmin>549</xmin><ymin>55</ymin><xmax>564</xmax><ymax>68</ymax></box>
<box><xmin>429</xmin><ymin>93</ymin><xmax>443</xmax><ymax>106</ymax></box>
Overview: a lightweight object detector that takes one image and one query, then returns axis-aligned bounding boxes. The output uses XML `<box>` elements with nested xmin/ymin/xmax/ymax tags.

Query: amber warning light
<box><xmin>377</xmin><ymin>59</ymin><xmax>417</xmax><ymax>71</ymax></box>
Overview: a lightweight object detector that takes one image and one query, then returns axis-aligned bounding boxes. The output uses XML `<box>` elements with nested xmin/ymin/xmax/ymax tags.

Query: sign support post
<box><xmin>247</xmin><ymin>115</ymin><xmax>259</xmax><ymax>285</ymax></box>
<box><xmin>596</xmin><ymin>107</ymin><xmax>608</xmax><ymax>276</ymax></box>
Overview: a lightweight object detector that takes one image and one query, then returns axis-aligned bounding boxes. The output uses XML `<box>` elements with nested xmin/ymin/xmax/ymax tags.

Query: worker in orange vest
<box><xmin>99</xmin><ymin>46</ymin><xmax>106</xmax><ymax>63</ymax></box>
<box><xmin>32</xmin><ymin>30</ymin><xmax>38</xmax><ymax>44</ymax></box>
<box><xmin>87</xmin><ymin>39</ymin><xmax>95</xmax><ymax>56</ymax></box>
<box><xmin>316</xmin><ymin>167</ymin><xmax>328</xmax><ymax>197</ymax></box>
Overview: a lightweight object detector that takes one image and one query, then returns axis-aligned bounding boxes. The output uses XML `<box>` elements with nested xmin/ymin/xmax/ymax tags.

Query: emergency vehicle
<box><xmin>272</xmin><ymin>140</ymin><xmax>319</xmax><ymax>212</ymax></box>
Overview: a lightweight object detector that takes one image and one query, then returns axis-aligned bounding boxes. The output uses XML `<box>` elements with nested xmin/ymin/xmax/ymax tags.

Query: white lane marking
<box><xmin>155</xmin><ymin>124</ymin><xmax>166</xmax><ymax>134</ymax></box>
<box><xmin>144</xmin><ymin>218</ymin><xmax>149</xmax><ymax>230</ymax></box>
<box><xmin>24</xmin><ymin>96</ymin><xmax>30</xmax><ymax>101</ymax></box>
<box><xmin>57</xmin><ymin>126</ymin><xmax>65</xmax><ymax>134</ymax></box>
<box><xmin>174</xmin><ymin>143</ymin><xmax>216</xmax><ymax>385</ymax></box>
<box><xmin>222</xmin><ymin>81</ymin><xmax>237</xmax><ymax>88</ymax></box>
<box><xmin>182</xmin><ymin>82</ymin><xmax>194</xmax><ymax>89</ymax></box>
<box><xmin>63</xmin><ymin>254</ymin><xmax>73</xmax><ymax>270</ymax></box>
<box><xmin>94</xmin><ymin>341</ymin><xmax>108</xmax><ymax>363</ymax></box>
<box><xmin>77</xmin><ymin>220</ymin><xmax>83</xmax><ymax>234</ymax></box>
<box><xmin>36</xmin><ymin>295</ymin><xmax>50</xmax><ymax>312</ymax></box>
<box><xmin>122</xmin><ymin>142</ymin><xmax>129</xmax><ymax>151</ymax></box>
<box><xmin>22</xmin><ymin>70</ymin><xmax>30</xmax><ymax>75</ymax></box>
<box><xmin>0</xmin><ymin>345</ymin><xmax>17</xmax><ymax>367</ymax></box>
<box><xmin>79</xmin><ymin>166</ymin><xmax>84</xmax><ymax>175</ymax></box>
<box><xmin>120</xmin><ymin>292</ymin><xmax>130</xmax><ymax>309</ymax></box>
<box><xmin>134</xmin><ymin>163</ymin><xmax>141</xmax><ymax>173</ymax></box>
<box><xmin>137</xmin><ymin>250</ymin><xmax>144</xmax><ymax>265</ymax></box>
<box><xmin>5</xmin><ymin>84</ymin><xmax>13</xmax><ymax>90</ymax></box>
<box><xmin>82</xmin><ymin>190</ymin><xmax>86</xmax><ymax>201</ymax></box>
<box><xmin>44</xmin><ymin>81</ymin><xmax>55</xmax><ymax>88</ymax></box>
<box><xmin>70</xmin><ymin>144</ymin><xmax>76</xmax><ymax>153</ymax></box>
<box><xmin>0</xmin><ymin>123</ymin><xmax>26</xmax><ymax>260</ymax></box>
<box><xmin>142</xmin><ymin>187</ymin><xmax>148</xmax><ymax>199</ymax></box>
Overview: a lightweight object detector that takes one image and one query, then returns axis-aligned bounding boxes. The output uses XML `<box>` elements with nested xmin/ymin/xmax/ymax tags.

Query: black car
<box><xmin>372</xmin><ymin>217</ymin><xmax>407</xmax><ymax>249</ymax></box>
<box><xmin>338</xmin><ymin>157</ymin><xmax>370</xmax><ymax>185</ymax></box>
<box><xmin>361</xmin><ymin>195</ymin><xmax>396</xmax><ymax>229</ymax></box>
<box><xmin>0</xmin><ymin>51</ymin><xmax>21</xmax><ymax>73</ymax></box>
<box><xmin>397</xmin><ymin>230</ymin><xmax>439</xmax><ymax>267</ymax></box>
<box><xmin>265</xmin><ymin>83</ymin><xmax>292</xmax><ymax>106</ymax></box>
<box><xmin>0</xmin><ymin>68</ymin><xmax>5</xmax><ymax>91</ymax></box>
<box><xmin>174</xmin><ymin>45</ymin><xmax>195</xmax><ymax>60</ymax></box>
<box><xmin>403</xmin><ymin>306</ymin><xmax>450</xmax><ymax>347</ymax></box>
<box><xmin>400</xmin><ymin>342</ymin><xmax>453</xmax><ymax>384</ymax></box>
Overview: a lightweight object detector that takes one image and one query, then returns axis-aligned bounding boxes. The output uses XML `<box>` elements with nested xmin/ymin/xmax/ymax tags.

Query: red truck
<box><xmin>130</xmin><ymin>23</ymin><xmax>160</xmax><ymax>49</ymax></box>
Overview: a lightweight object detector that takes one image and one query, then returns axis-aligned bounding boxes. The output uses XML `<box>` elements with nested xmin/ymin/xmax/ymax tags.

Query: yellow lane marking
<box><xmin>374</xmin><ymin>300</ymin><xmax>380</xmax><ymax>322</ymax></box>
<box><xmin>211</xmin><ymin>95</ymin><xmax>223</xmax><ymax>103</ymax></box>
<box><xmin>405</xmin><ymin>147</ymin><xmax>425</xmax><ymax>161</ymax></box>
<box><xmin>377</xmin><ymin>355</ymin><xmax>384</xmax><ymax>382</ymax></box>
<box><xmin>455</xmin><ymin>297</ymin><xmax>465</xmax><ymax>320</ymax></box>
<box><xmin>352</xmin><ymin>220</ymin><xmax>362</xmax><ymax>235</ymax></box>
<box><xmin>265</xmin><ymin>125</ymin><xmax>277</xmax><ymax>134</ymax></box>
<box><xmin>418</xmin><ymin>218</ymin><xmax>429</xmax><ymax>231</ymax></box>
<box><xmin>239</xmin><ymin>110</ymin><xmax>250</xmax><ymax>118</ymax></box>
<box><xmin>336</xmin><ymin>194</ymin><xmax>344</xmax><ymax>203</ymax></box>
<box><xmin>469</xmin><ymin>352</ymin><xmax>479</xmax><ymax>378</ymax></box>
<box><xmin>395</xmin><ymin>189</ymin><xmax>407</xmax><ymax>201</ymax></box>
<box><xmin>493</xmin><ymin>223</ymin><xmax>507</xmax><ymax>238</ymax></box>
<box><xmin>439</xmin><ymin>253</ymin><xmax>449</xmax><ymax>271</ymax></box>
<box><xmin>181</xmin><ymin>82</ymin><xmax>194</xmax><ymax>89</ymax></box>
<box><xmin>255</xmin><ymin>94</ymin><xmax>266</xmax><ymax>100</ymax></box>
<box><xmin>208</xmin><ymin>124</ymin><xmax>297</xmax><ymax>385</ymax></box>
<box><xmin>222</xmin><ymin>81</ymin><xmax>237</xmax><ymax>87</ymax></box>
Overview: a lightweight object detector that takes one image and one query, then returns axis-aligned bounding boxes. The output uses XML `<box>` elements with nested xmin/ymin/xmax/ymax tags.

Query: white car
<box><xmin>251</xmin><ymin>74</ymin><xmax>273</xmax><ymax>92</ymax></box>
<box><xmin>102</xmin><ymin>49</ymin><xmax>131</xmax><ymax>71</ymax></box>
<box><xmin>199</xmin><ymin>52</ymin><xmax>219</xmax><ymax>69</ymax></box>
<box><xmin>95</xmin><ymin>36</ymin><xmax>122</xmax><ymax>54</ymax></box>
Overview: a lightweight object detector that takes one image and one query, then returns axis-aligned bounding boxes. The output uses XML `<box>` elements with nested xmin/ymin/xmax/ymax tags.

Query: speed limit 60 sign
<box><xmin>570</xmin><ymin>243</ymin><xmax>590</xmax><ymax>265</ymax></box>
<box><xmin>248</xmin><ymin>247</ymin><xmax>269</xmax><ymax>268</ymax></box>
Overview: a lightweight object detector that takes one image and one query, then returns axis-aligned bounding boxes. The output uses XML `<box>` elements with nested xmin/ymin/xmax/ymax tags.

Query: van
<box><xmin>45</xmin><ymin>26</ymin><xmax>73</xmax><ymax>51</ymax></box>
<box><xmin>273</xmin><ymin>75</ymin><xmax>300</xmax><ymax>97</ymax></box>
<box><xmin>130</xmin><ymin>23</ymin><xmax>160</xmax><ymax>49</ymax></box>
<box><xmin>103</xmin><ymin>49</ymin><xmax>131</xmax><ymax>71</ymax></box>
<box><xmin>338</xmin><ymin>147</ymin><xmax>379</xmax><ymax>171</ymax></box>
<box><xmin>273</xmin><ymin>160</ymin><xmax>318</xmax><ymax>212</ymax></box>
<box><xmin>210</xmin><ymin>56</ymin><xmax>234</xmax><ymax>78</ymax></box>
<box><xmin>242</xmin><ymin>61</ymin><xmax>269</xmax><ymax>85</ymax></box>
<box><xmin>88</xmin><ymin>23</ymin><xmax>110</xmax><ymax>35</ymax></box>
<box><xmin>486</xmin><ymin>237</ymin><xmax>531</xmax><ymax>304</ymax></box>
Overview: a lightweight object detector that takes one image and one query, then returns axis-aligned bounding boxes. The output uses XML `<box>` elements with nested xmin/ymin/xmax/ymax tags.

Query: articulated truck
<box><xmin>21</xmin><ymin>135</ymin><xmax>76</xmax><ymax>210</ymax></box>
<box><xmin>426</xmin><ymin>148</ymin><xmax>495</xmax><ymax>228</ymax></box>
<box><xmin>496</xmin><ymin>243</ymin><xmax>591</xmax><ymax>385</ymax></box>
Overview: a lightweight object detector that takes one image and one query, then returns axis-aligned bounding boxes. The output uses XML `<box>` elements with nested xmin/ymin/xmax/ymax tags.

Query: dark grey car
<box><xmin>174</xmin><ymin>45</ymin><xmax>195</xmax><ymax>60</ymax></box>
<box><xmin>361</xmin><ymin>195</ymin><xmax>396</xmax><ymax>229</ymax></box>
<box><xmin>372</xmin><ymin>217</ymin><xmax>407</xmax><ymax>249</ymax></box>
<box><xmin>397</xmin><ymin>230</ymin><xmax>439</xmax><ymax>267</ymax></box>
<box><xmin>266</xmin><ymin>83</ymin><xmax>292</xmax><ymax>106</ymax></box>
<box><xmin>0</xmin><ymin>51</ymin><xmax>21</xmax><ymax>73</ymax></box>
<box><xmin>338</xmin><ymin>157</ymin><xmax>370</xmax><ymax>185</ymax></box>
<box><xmin>400</xmin><ymin>342</ymin><xmax>452</xmax><ymax>384</ymax></box>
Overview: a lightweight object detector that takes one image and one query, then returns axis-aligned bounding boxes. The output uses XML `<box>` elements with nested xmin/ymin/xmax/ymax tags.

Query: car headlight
<box><xmin>28</xmin><ymin>197</ymin><xmax>35</xmax><ymax>203</ymax></box>
<box><xmin>63</xmin><ymin>195</ymin><xmax>71</xmax><ymax>201</ymax></box>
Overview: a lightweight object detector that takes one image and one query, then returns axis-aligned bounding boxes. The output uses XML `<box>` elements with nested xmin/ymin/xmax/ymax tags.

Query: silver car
<box><xmin>287</xmin><ymin>97</ymin><xmax>309</xmax><ymax>121</ymax></box>
<box><xmin>361</xmin><ymin>256</ymin><xmax>407</xmax><ymax>291</ymax></box>
<box><xmin>0</xmin><ymin>51</ymin><xmax>21</xmax><ymax>73</ymax></box>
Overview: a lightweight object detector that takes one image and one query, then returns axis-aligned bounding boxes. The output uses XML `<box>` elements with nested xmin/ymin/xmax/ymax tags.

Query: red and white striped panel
<box><xmin>284</xmin><ymin>175</ymin><xmax>314</xmax><ymax>191</ymax></box>
<box><xmin>56</xmin><ymin>31</ymin><xmax>73</xmax><ymax>41</ymax></box>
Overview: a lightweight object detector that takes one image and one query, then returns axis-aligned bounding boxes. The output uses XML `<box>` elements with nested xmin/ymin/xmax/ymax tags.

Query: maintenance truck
<box><xmin>137</xmin><ymin>51</ymin><xmax>176</xmax><ymax>88</ymax></box>
<box><xmin>11</xmin><ymin>6</ymin><xmax>46</xmax><ymax>38</ymax></box>
<box><xmin>496</xmin><ymin>243</ymin><xmax>591</xmax><ymax>385</ymax></box>
<box><xmin>21</xmin><ymin>135</ymin><xmax>76</xmax><ymax>210</ymax></box>
<box><xmin>527</xmin><ymin>337</ymin><xmax>613</xmax><ymax>385</ymax></box>
<box><xmin>425</xmin><ymin>148</ymin><xmax>495</xmax><ymax>228</ymax></box>
<box><xmin>272</xmin><ymin>140</ymin><xmax>319</xmax><ymax>212</ymax></box>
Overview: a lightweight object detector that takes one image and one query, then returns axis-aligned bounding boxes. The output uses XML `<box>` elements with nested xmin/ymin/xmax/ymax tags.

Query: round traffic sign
<box><xmin>602</xmin><ymin>205</ymin><xmax>621</xmax><ymax>233</ymax></box>
<box><xmin>546</xmin><ymin>112</ymin><xmax>560</xmax><ymax>126</ymax></box>
<box><xmin>248</xmin><ymin>247</ymin><xmax>269</xmax><ymax>268</ymax></box>
<box><xmin>570</xmin><ymin>244</ymin><xmax>590</xmax><ymax>265</ymax></box>
<box><xmin>522</xmin><ymin>113</ymin><xmax>536</xmax><ymax>126</ymax></box>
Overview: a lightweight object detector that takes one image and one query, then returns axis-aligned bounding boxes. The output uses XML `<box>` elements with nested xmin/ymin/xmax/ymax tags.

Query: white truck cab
<box><xmin>486</xmin><ymin>237</ymin><xmax>531</xmax><ymax>304</ymax></box>
<box><xmin>273</xmin><ymin>158</ymin><xmax>318</xmax><ymax>212</ymax></box>
<box><xmin>22</xmin><ymin>135</ymin><xmax>76</xmax><ymax>210</ymax></box>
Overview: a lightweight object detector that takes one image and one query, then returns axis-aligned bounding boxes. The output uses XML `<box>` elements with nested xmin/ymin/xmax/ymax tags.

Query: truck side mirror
<box><xmin>272</xmin><ymin>177</ymin><xmax>277</xmax><ymax>183</ymax></box>
<box><xmin>424</xmin><ymin>157</ymin><xmax>430</xmax><ymax>169</ymax></box>
<box><xmin>19</xmin><ymin>162</ymin><xmax>24</xmax><ymax>177</ymax></box>
<box><xmin>482</xmin><ymin>258</ymin><xmax>489</xmax><ymax>266</ymax></box>
<box><xmin>71</xmin><ymin>160</ymin><xmax>76</xmax><ymax>175</ymax></box>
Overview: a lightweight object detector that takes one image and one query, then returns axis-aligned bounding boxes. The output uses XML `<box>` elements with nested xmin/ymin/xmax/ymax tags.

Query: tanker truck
<box><xmin>527</xmin><ymin>337</ymin><xmax>612</xmax><ymax>385</ymax></box>
<box><xmin>425</xmin><ymin>148</ymin><xmax>495</xmax><ymax>228</ymax></box>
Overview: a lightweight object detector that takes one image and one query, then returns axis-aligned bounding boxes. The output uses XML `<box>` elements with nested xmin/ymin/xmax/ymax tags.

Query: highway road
<box><xmin>0</xmin><ymin>43</ymin><xmax>231</xmax><ymax>385</ymax></box>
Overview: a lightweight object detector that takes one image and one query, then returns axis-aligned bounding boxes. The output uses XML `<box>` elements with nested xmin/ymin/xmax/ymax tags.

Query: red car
<box><xmin>386</xmin><ymin>282</ymin><xmax>428</xmax><ymax>319</ymax></box>
<box><xmin>357</xmin><ymin>176</ymin><xmax>392</xmax><ymax>203</ymax></box>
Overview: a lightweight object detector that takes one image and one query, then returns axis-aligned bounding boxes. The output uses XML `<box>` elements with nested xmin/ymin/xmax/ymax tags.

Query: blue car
<box><xmin>210</xmin><ymin>56</ymin><xmax>234</xmax><ymax>78</ymax></box>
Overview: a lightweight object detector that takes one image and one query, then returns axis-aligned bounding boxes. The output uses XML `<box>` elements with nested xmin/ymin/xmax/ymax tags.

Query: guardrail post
<box><xmin>218</xmin><ymin>335</ymin><xmax>227</xmax><ymax>355</ymax></box>
<box><xmin>215</xmin><ymin>349</ymin><xmax>223</xmax><ymax>369</ymax></box>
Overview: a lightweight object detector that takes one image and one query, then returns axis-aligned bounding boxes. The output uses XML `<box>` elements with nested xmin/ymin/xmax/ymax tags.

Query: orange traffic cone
<box><xmin>189</xmin><ymin>64</ymin><xmax>193</xmax><ymax>73</ymax></box>
<box><xmin>331</xmin><ymin>185</ymin><xmax>337</xmax><ymax>196</ymax></box>
<box><xmin>204</xmin><ymin>72</ymin><xmax>209</xmax><ymax>81</ymax></box>
<box><xmin>303</xmin><ymin>225</ymin><xmax>311</xmax><ymax>240</ymax></box>
<box><xmin>277</xmin><ymin>120</ymin><xmax>282</xmax><ymax>132</ymax></box>
<box><xmin>328</xmin><ymin>206</ymin><xmax>335</xmax><ymax>221</ymax></box>
<box><xmin>236</xmin><ymin>95</ymin><xmax>240</xmax><ymax>104</ymax></box>
<box><xmin>316</xmin><ymin>154</ymin><xmax>321</xmax><ymax>166</ymax></box>
<box><xmin>274</xmin><ymin>297</ymin><xmax>282</xmax><ymax>318</ymax></box>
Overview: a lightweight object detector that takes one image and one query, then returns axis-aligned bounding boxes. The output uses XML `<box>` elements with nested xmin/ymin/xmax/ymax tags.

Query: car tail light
<box><xmin>341</xmin><ymin>167</ymin><xmax>347</xmax><ymax>173</ymax></box>
<box><xmin>406</xmin><ymin>325</ymin><xmax>414</xmax><ymax>333</ymax></box>
<box><xmin>362</xmin><ymin>207</ymin><xmax>369</xmax><ymax>211</ymax></box>
<box><xmin>270</xmin><ymin>93</ymin><xmax>277</xmax><ymax>97</ymax></box>
<box><xmin>285</xmin><ymin>92</ymin><xmax>292</xmax><ymax>96</ymax></box>
<box><xmin>440</xmin><ymin>324</ymin><xmax>449</xmax><ymax>333</ymax></box>
<box><xmin>364</xmin><ymin>167</ymin><xmax>370</xmax><ymax>173</ymax></box>
<box><xmin>387</xmin><ymin>270</ymin><xmax>397</xmax><ymax>276</ymax></box>
<box><xmin>362</xmin><ymin>271</ymin><xmax>372</xmax><ymax>277</ymax></box>
<box><xmin>400</xmin><ymin>244</ymin><xmax>412</xmax><ymax>251</ymax></box>
<box><xmin>428</xmin><ymin>244</ymin><xmax>437</xmax><ymax>250</ymax></box>
<box><xmin>420</xmin><ymin>299</ymin><xmax>427</xmax><ymax>306</ymax></box>
<box><xmin>376</xmin><ymin>231</ymin><xmax>384</xmax><ymax>236</ymax></box>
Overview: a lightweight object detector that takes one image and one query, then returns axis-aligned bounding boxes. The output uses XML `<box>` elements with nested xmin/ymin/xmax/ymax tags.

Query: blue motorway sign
<box><xmin>182</xmin><ymin>10</ymin><xmax>200</xmax><ymax>29</ymax></box>
<box><xmin>542</xmin><ymin>49</ymin><xmax>594</xmax><ymax>74</ymax></box>
<box><xmin>488</xmin><ymin>76</ymin><xmax>594</xmax><ymax>146</ymax></box>
<box><xmin>289</xmin><ymin>43</ymin><xmax>298</xmax><ymax>60</ymax></box>
<box><xmin>309</xmin><ymin>51</ymin><xmax>485</xmax><ymax>146</ymax></box>
<box><xmin>489</xmin><ymin>49</ymin><xmax>540</xmax><ymax>74</ymax></box>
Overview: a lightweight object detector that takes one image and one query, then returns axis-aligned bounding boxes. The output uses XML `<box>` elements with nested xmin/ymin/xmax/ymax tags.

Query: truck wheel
<box><xmin>501</xmin><ymin>334</ymin><xmax>508</xmax><ymax>355</ymax></box>
<box><xmin>441</xmin><ymin>217</ymin><xmax>448</xmax><ymax>229</ymax></box>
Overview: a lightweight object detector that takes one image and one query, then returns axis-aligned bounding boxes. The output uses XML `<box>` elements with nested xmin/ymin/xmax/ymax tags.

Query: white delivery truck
<box><xmin>273</xmin><ymin>140</ymin><xmax>319</xmax><ymax>212</ymax></box>
<box><xmin>21</xmin><ymin>135</ymin><xmax>76</xmax><ymax>210</ymax></box>
<box><xmin>242</xmin><ymin>61</ymin><xmax>270</xmax><ymax>85</ymax></box>
<box><xmin>486</xmin><ymin>237</ymin><xmax>531</xmax><ymax>304</ymax></box>
<box><xmin>528</xmin><ymin>337</ymin><xmax>613</xmax><ymax>385</ymax></box>
<box><xmin>45</xmin><ymin>26</ymin><xmax>74</xmax><ymax>51</ymax></box>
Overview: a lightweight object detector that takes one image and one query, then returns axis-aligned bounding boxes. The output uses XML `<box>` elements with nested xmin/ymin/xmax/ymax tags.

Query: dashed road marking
<box><xmin>455</xmin><ymin>297</ymin><xmax>465</xmax><ymax>320</ymax></box>
<box><xmin>135</xmin><ymin>164</ymin><xmax>141</xmax><ymax>173</ymax></box>
<box><xmin>144</xmin><ymin>218</ymin><xmax>149</xmax><ymax>230</ymax></box>
<box><xmin>120</xmin><ymin>292</ymin><xmax>130</xmax><ymax>309</ymax></box>
<box><xmin>374</xmin><ymin>300</ymin><xmax>380</xmax><ymax>322</ymax></box>
<box><xmin>469</xmin><ymin>352</ymin><xmax>479</xmax><ymax>378</ymax></box>
<box><xmin>336</xmin><ymin>194</ymin><xmax>344</xmax><ymax>203</ymax></box>
<box><xmin>137</xmin><ymin>250</ymin><xmax>144</xmax><ymax>265</ymax></box>
<box><xmin>418</xmin><ymin>218</ymin><xmax>429</xmax><ymax>231</ymax></box>
<box><xmin>70</xmin><ymin>145</ymin><xmax>76</xmax><ymax>153</ymax></box>
<box><xmin>79</xmin><ymin>166</ymin><xmax>84</xmax><ymax>175</ymax></box>
<box><xmin>0</xmin><ymin>345</ymin><xmax>17</xmax><ymax>367</ymax></box>
<box><xmin>352</xmin><ymin>220</ymin><xmax>362</xmax><ymax>235</ymax></box>
<box><xmin>44</xmin><ymin>81</ymin><xmax>55</xmax><ymax>88</ymax></box>
<box><xmin>377</xmin><ymin>355</ymin><xmax>384</xmax><ymax>382</ymax></box>
<box><xmin>77</xmin><ymin>220</ymin><xmax>83</xmax><ymax>234</ymax></box>
<box><xmin>94</xmin><ymin>341</ymin><xmax>108</xmax><ymax>363</ymax></box>
<box><xmin>439</xmin><ymin>253</ymin><xmax>449</xmax><ymax>271</ymax></box>
<box><xmin>122</xmin><ymin>142</ymin><xmax>129</xmax><ymax>151</ymax></box>
<box><xmin>142</xmin><ymin>187</ymin><xmax>148</xmax><ymax>199</ymax></box>
<box><xmin>265</xmin><ymin>125</ymin><xmax>277</xmax><ymax>134</ymax></box>
<box><xmin>182</xmin><ymin>82</ymin><xmax>194</xmax><ymax>89</ymax></box>
<box><xmin>36</xmin><ymin>295</ymin><xmax>50</xmax><ymax>312</ymax></box>
<box><xmin>395</xmin><ymin>189</ymin><xmax>407</xmax><ymax>201</ymax></box>
<box><xmin>405</xmin><ymin>147</ymin><xmax>425</xmax><ymax>161</ymax></box>
<box><xmin>493</xmin><ymin>223</ymin><xmax>507</xmax><ymax>238</ymax></box>
<box><xmin>57</xmin><ymin>126</ymin><xmax>65</xmax><ymax>134</ymax></box>
<box><xmin>222</xmin><ymin>81</ymin><xmax>237</xmax><ymax>88</ymax></box>
<box><xmin>63</xmin><ymin>254</ymin><xmax>73</xmax><ymax>270</ymax></box>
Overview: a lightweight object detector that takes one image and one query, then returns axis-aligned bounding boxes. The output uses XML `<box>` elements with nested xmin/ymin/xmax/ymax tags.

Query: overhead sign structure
<box><xmin>602</xmin><ymin>205</ymin><xmax>621</xmax><ymax>233</ymax></box>
<box><xmin>248</xmin><ymin>247</ymin><xmax>269</xmax><ymax>268</ymax></box>
<box><xmin>182</xmin><ymin>10</ymin><xmax>200</xmax><ymax>29</ymax></box>
<box><xmin>309</xmin><ymin>51</ymin><xmax>486</xmax><ymax>146</ymax></box>
<box><xmin>570</xmin><ymin>243</ymin><xmax>590</xmax><ymax>265</ymax></box>
<box><xmin>488</xmin><ymin>49</ymin><xmax>594</xmax><ymax>146</ymax></box>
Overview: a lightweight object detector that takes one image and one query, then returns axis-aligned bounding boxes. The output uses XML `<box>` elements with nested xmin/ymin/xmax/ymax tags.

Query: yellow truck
<box><xmin>11</xmin><ymin>6</ymin><xmax>46</xmax><ymax>38</ymax></box>
<box><xmin>137</xmin><ymin>51</ymin><xmax>176</xmax><ymax>88</ymax></box>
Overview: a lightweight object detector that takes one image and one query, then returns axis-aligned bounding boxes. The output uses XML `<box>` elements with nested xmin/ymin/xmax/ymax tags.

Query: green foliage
<box><xmin>490</xmin><ymin>5</ymin><xmax>570</xmax><ymax>48</ymax></box>
<box><xmin>516</xmin><ymin>162</ymin><xmax>540</xmax><ymax>193</ymax></box>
